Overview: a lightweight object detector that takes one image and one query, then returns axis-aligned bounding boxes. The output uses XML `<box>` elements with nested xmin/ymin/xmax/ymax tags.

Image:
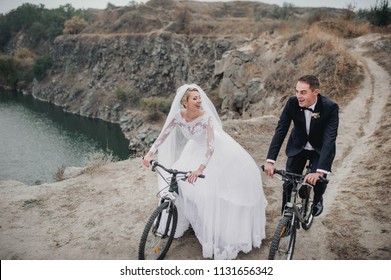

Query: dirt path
<box><xmin>291</xmin><ymin>34</ymin><xmax>391</xmax><ymax>260</ymax></box>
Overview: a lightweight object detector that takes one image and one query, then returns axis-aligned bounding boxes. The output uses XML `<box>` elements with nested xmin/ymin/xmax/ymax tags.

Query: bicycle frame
<box><xmin>283</xmin><ymin>181</ymin><xmax>314</xmax><ymax>224</ymax></box>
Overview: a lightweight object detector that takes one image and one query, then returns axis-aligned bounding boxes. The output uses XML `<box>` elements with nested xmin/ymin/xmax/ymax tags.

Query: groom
<box><xmin>263</xmin><ymin>75</ymin><xmax>339</xmax><ymax>216</ymax></box>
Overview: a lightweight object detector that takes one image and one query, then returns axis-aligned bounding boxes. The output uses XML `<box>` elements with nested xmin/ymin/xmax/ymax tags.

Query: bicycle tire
<box><xmin>268</xmin><ymin>216</ymin><xmax>297</xmax><ymax>260</ymax></box>
<box><xmin>138</xmin><ymin>201</ymin><xmax>178</xmax><ymax>260</ymax></box>
<box><xmin>301</xmin><ymin>195</ymin><xmax>314</xmax><ymax>230</ymax></box>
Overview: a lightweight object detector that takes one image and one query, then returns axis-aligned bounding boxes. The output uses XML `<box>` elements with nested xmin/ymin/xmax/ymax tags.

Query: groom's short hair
<box><xmin>298</xmin><ymin>75</ymin><xmax>320</xmax><ymax>90</ymax></box>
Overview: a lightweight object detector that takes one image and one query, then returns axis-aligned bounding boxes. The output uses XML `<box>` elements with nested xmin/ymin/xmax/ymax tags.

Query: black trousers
<box><xmin>282</xmin><ymin>149</ymin><xmax>327</xmax><ymax>212</ymax></box>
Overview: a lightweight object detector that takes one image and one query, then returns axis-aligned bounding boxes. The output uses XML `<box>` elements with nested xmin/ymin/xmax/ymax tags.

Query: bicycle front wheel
<box><xmin>268</xmin><ymin>216</ymin><xmax>297</xmax><ymax>260</ymax></box>
<box><xmin>138</xmin><ymin>201</ymin><xmax>178</xmax><ymax>260</ymax></box>
<box><xmin>301</xmin><ymin>195</ymin><xmax>314</xmax><ymax>230</ymax></box>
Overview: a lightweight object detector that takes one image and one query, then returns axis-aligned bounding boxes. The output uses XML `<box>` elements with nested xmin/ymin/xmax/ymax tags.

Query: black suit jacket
<box><xmin>266</xmin><ymin>94</ymin><xmax>339</xmax><ymax>172</ymax></box>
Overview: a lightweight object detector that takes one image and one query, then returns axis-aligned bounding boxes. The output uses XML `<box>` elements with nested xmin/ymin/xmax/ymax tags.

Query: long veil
<box><xmin>156</xmin><ymin>84</ymin><xmax>223</xmax><ymax>191</ymax></box>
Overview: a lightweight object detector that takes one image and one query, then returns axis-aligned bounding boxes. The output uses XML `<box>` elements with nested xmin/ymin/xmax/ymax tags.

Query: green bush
<box><xmin>140</xmin><ymin>96</ymin><xmax>171</xmax><ymax>120</ymax></box>
<box><xmin>0</xmin><ymin>54</ymin><xmax>34</xmax><ymax>89</ymax></box>
<box><xmin>0</xmin><ymin>16</ymin><xmax>11</xmax><ymax>51</ymax></box>
<box><xmin>115</xmin><ymin>88</ymin><xmax>127</xmax><ymax>100</ymax></box>
<box><xmin>359</xmin><ymin>0</ymin><xmax>391</xmax><ymax>27</ymax></box>
<box><xmin>106</xmin><ymin>3</ymin><xmax>117</xmax><ymax>9</ymax></box>
<box><xmin>33</xmin><ymin>55</ymin><xmax>53</xmax><ymax>80</ymax></box>
<box><xmin>370</xmin><ymin>0</ymin><xmax>391</xmax><ymax>27</ymax></box>
<box><xmin>0</xmin><ymin>3</ymin><xmax>94</xmax><ymax>47</ymax></box>
<box><xmin>140</xmin><ymin>96</ymin><xmax>171</xmax><ymax>114</ymax></box>
<box><xmin>0</xmin><ymin>55</ymin><xmax>17</xmax><ymax>86</ymax></box>
<box><xmin>270</xmin><ymin>2</ymin><xmax>295</xmax><ymax>20</ymax></box>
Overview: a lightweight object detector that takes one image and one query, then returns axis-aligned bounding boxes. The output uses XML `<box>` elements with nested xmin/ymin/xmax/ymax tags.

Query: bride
<box><xmin>143</xmin><ymin>84</ymin><xmax>267</xmax><ymax>260</ymax></box>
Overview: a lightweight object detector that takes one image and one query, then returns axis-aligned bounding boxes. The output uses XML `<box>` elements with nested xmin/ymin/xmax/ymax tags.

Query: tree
<box><xmin>0</xmin><ymin>15</ymin><xmax>11</xmax><ymax>50</ymax></box>
<box><xmin>33</xmin><ymin>55</ymin><xmax>53</xmax><ymax>81</ymax></box>
<box><xmin>6</xmin><ymin>3</ymin><xmax>44</xmax><ymax>33</ymax></box>
<box><xmin>367</xmin><ymin>0</ymin><xmax>391</xmax><ymax>27</ymax></box>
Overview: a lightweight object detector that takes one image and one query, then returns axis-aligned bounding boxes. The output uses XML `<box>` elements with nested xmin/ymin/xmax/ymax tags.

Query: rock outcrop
<box><xmin>30</xmin><ymin>32</ymin><xmax>284</xmax><ymax>153</ymax></box>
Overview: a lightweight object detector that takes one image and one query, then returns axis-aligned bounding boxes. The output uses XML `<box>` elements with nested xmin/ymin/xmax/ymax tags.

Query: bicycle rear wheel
<box><xmin>138</xmin><ymin>201</ymin><xmax>178</xmax><ymax>260</ymax></box>
<box><xmin>268</xmin><ymin>216</ymin><xmax>297</xmax><ymax>260</ymax></box>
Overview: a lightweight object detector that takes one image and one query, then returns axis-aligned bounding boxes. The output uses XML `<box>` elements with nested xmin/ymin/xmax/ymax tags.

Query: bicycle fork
<box><xmin>282</xmin><ymin>211</ymin><xmax>296</xmax><ymax>258</ymax></box>
<box><xmin>155</xmin><ymin>198</ymin><xmax>175</xmax><ymax>238</ymax></box>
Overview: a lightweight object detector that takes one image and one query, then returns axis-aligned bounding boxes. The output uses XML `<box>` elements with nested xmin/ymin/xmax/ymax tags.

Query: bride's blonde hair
<box><xmin>181</xmin><ymin>87</ymin><xmax>199</xmax><ymax>108</ymax></box>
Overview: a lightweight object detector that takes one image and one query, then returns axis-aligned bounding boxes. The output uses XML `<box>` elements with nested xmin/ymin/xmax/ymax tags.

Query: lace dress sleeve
<box><xmin>149</xmin><ymin>117</ymin><xmax>177</xmax><ymax>154</ymax></box>
<box><xmin>201</xmin><ymin>116</ymin><xmax>215</xmax><ymax>166</ymax></box>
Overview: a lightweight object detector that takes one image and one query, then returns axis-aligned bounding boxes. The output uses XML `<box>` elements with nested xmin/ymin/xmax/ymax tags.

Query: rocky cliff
<box><xmin>23</xmin><ymin>1</ymin><xmax>364</xmax><ymax>154</ymax></box>
<box><xmin>31</xmin><ymin>31</ymin><xmax>283</xmax><ymax>153</ymax></box>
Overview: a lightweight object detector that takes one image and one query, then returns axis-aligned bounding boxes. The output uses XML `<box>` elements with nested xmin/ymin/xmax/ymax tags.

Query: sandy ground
<box><xmin>0</xmin><ymin>34</ymin><xmax>390</xmax><ymax>260</ymax></box>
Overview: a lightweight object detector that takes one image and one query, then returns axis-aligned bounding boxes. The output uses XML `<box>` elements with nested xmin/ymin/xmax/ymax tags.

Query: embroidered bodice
<box><xmin>149</xmin><ymin>111</ymin><xmax>215</xmax><ymax>166</ymax></box>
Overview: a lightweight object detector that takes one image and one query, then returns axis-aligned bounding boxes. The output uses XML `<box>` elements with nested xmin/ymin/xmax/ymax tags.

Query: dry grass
<box><xmin>78</xmin><ymin>1</ymin><xmax>388</xmax><ymax>38</ymax></box>
<box><xmin>262</xmin><ymin>24</ymin><xmax>364</xmax><ymax>109</ymax></box>
<box><xmin>316</xmin><ymin>19</ymin><xmax>372</xmax><ymax>38</ymax></box>
<box><xmin>80</xmin><ymin>152</ymin><xmax>116</xmax><ymax>175</ymax></box>
<box><xmin>55</xmin><ymin>165</ymin><xmax>66</xmax><ymax>182</ymax></box>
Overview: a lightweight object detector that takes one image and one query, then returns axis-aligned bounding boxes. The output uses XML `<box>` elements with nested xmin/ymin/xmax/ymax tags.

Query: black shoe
<box><xmin>312</xmin><ymin>199</ymin><xmax>323</xmax><ymax>217</ymax></box>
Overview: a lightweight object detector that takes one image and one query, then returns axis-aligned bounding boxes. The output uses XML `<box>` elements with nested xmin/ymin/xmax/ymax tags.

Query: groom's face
<box><xmin>295</xmin><ymin>81</ymin><xmax>319</xmax><ymax>108</ymax></box>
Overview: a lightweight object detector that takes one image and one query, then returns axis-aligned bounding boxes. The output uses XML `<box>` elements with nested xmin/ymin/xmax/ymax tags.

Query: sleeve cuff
<box><xmin>316</xmin><ymin>169</ymin><xmax>330</xmax><ymax>175</ymax></box>
<box><xmin>266</xmin><ymin>159</ymin><xmax>276</xmax><ymax>164</ymax></box>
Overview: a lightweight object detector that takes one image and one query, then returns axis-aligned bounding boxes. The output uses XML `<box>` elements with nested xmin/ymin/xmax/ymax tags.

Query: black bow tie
<box><xmin>301</xmin><ymin>107</ymin><xmax>314</xmax><ymax>112</ymax></box>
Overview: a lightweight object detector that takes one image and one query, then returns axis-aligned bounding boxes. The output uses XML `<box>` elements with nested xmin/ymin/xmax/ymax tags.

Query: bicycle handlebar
<box><xmin>261</xmin><ymin>165</ymin><xmax>328</xmax><ymax>184</ymax></box>
<box><xmin>150</xmin><ymin>160</ymin><xmax>205</xmax><ymax>179</ymax></box>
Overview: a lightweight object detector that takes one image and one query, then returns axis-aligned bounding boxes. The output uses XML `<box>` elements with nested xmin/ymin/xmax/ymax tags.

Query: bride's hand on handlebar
<box><xmin>143</xmin><ymin>152</ymin><xmax>153</xmax><ymax>168</ymax></box>
<box><xmin>188</xmin><ymin>165</ymin><xmax>205</xmax><ymax>184</ymax></box>
<box><xmin>187</xmin><ymin>170</ymin><xmax>201</xmax><ymax>184</ymax></box>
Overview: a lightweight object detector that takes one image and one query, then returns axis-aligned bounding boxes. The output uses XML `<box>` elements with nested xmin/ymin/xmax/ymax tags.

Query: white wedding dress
<box><xmin>150</xmin><ymin>109</ymin><xmax>267</xmax><ymax>260</ymax></box>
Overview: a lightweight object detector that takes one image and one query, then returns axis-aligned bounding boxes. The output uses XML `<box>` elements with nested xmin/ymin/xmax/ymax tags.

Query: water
<box><xmin>0</xmin><ymin>89</ymin><xmax>130</xmax><ymax>184</ymax></box>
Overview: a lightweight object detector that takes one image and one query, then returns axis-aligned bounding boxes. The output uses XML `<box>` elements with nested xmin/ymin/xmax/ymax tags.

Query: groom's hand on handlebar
<box><xmin>304</xmin><ymin>172</ymin><xmax>327</xmax><ymax>185</ymax></box>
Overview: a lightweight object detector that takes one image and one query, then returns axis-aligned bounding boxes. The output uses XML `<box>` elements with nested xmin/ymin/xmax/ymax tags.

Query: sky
<box><xmin>0</xmin><ymin>0</ymin><xmax>377</xmax><ymax>14</ymax></box>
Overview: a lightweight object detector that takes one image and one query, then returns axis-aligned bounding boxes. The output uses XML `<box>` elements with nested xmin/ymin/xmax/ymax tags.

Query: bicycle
<box><xmin>138</xmin><ymin>160</ymin><xmax>204</xmax><ymax>260</ymax></box>
<box><xmin>262</xmin><ymin>164</ymin><xmax>328</xmax><ymax>260</ymax></box>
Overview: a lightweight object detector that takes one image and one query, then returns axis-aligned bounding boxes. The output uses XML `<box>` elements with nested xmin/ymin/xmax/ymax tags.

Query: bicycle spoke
<box><xmin>139</xmin><ymin>202</ymin><xmax>178</xmax><ymax>260</ymax></box>
<box><xmin>268</xmin><ymin>216</ymin><xmax>296</xmax><ymax>260</ymax></box>
<box><xmin>145</xmin><ymin>234</ymin><xmax>165</xmax><ymax>259</ymax></box>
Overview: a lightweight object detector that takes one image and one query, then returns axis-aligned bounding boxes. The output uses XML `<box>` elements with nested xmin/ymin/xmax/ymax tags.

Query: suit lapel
<box><xmin>309</xmin><ymin>95</ymin><xmax>323</xmax><ymax>134</ymax></box>
<box><xmin>296</xmin><ymin>102</ymin><xmax>307</xmax><ymax>130</ymax></box>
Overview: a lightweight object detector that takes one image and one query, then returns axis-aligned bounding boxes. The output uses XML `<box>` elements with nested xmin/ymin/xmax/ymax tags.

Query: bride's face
<box><xmin>184</xmin><ymin>90</ymin><xmax>202</xmax><ymax>111</ymax></box>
